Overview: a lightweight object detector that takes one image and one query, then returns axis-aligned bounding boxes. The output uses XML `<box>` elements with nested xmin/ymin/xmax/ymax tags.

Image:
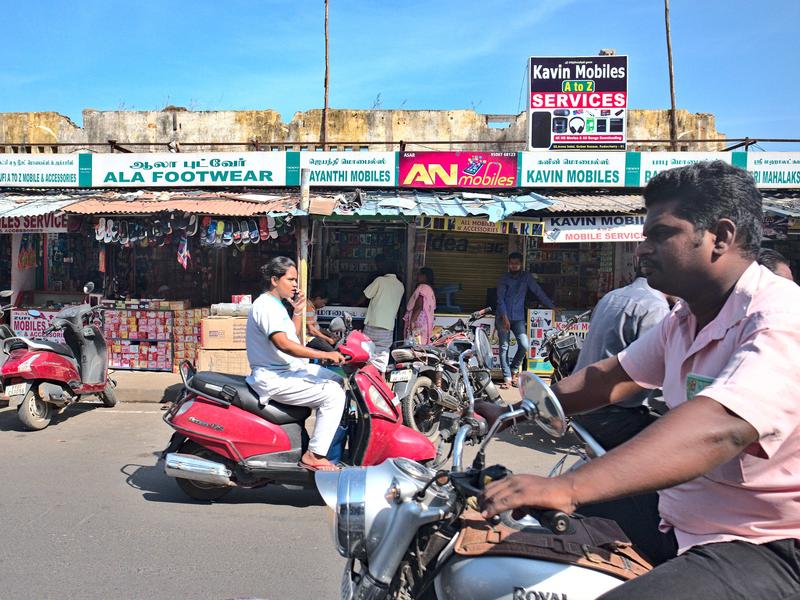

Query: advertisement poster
<box><xmin>298</xmin><ymin>151</ymin><xmax>396</xmax><ymax>187</ymax></box>
<box><xmin>520</xmin><ymin>151</ymin><xmax>627</xmax><ymax>187</ymax></box>
<box><xmin>543</xmin><ymin>214</ymin><xmax>645</xmax><ymax>243</ymax></box>
<box><xmin>399</xmin><ymin>152</ymin><xmax>518</xmax><ymax>188</ymax></box>
<box><xmin>418</xmin><ymin>216</ymin><xmax>543</xmax><ymax>236</ymax></box>
<box><xmin>0</xmin><ymin>213</ymin><xmax>70</xmax><ymax>234</ymax></box>
<box><xmin>90</xmin><ymin>152</ymin><xmax>287</xmax><ymax>187</ymax></box>
<box><xmin>0</xmin><ymin>155</ymin><xmax>82</xmax><ymax>187</ymax></box>
<box><xmin>432</xmin><ymin>314</ymin><xmax>501</xmax><ymax>371</ymax></box>
<box><xmin>638</xmin><ymin>152</ymin><xmax>732</xmax><ymax>186</ymax></box>
<box><xmin>315</xmin><ymin>306</ymin><xmax>367</xmax><ymax>329</ymax></box>
<box><xmin>528</xmin><ymin>55</ymin><xmax>628</xmax><ymax>151</ymax></box>
<box><xmin>746</xmin><ymin>153</ymin><xmax>800</xmax><ymax>188</ymax></box>
<box><xmin>527</xmin><ymin>309</ymin><xmax>590</xmax><ymax>374</ymax></box>
<box><xmin>11</xmin><ymin>310</ymin><xmax>65</xmax><ymax>343</ymax></box>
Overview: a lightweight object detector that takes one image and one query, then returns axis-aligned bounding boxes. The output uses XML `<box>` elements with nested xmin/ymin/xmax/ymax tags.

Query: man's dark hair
<box><xmin>757</xmin><ymin>248</ymin><xmax>790</xmax><ymax>274</ymax></box>
<box><xmin>380</xmin><ymin>260</ymin><xmax>399</xmax><ymax>276</ymax></box>
<box><xmin>310</xmin><ymin>280</ymin><xmax>329</xmax><ymax>299</ymax></box>
<box><xmin>508</xmin><ymin>252</ymin><xmax>523</xmax><ymax>262</ymax></box>
<box><xmin>419</xmin><ymin>267</ymin><xmax>435</xmax><ymax>285</ymax></box>
<box><xmin>643</xmin><ymin>160</ymin><xmax>763</xmax><ymax>259</ymax></box>
<box><xmin>260</xmin><ymin>256</ymin><xmax>296</xmax><ymax>290</ymax></box>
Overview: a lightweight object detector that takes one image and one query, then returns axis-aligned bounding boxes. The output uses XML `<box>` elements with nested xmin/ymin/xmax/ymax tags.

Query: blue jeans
<box><xmin>498</xmin><ymin>319</ymin><xmax>530</xmax><ymax>380</ymax></box>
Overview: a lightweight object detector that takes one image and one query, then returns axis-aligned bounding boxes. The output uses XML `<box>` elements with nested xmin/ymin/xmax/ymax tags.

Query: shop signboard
<box><xmin>0</xmin><ymin>213</ymin><xmax>69</xmax><ymax>233</ymax></box>
<box><xmin>316</xmin><ymin>306</ymin><xmax>367</xmax><ymax>329</ymax></box>
<box><xmin>520</xmin><ymin>151</ymin><xmax>627</xmax><ymax>188</ymax></box>
<box><xmin>418</xmin><ymin>216</ymin><xmax>543</xmax><ymax>236</ymax></box>
<box><xmin>11</xmin><ymin>310</ymin><xmax>65</xmax><ymax>343</ymax></box>
<box><xmin>399</xmin><ymin>152</ymin><xmax>518</xmax><ymax>189</ymax></box>
<box><xmin>528</xmin><ymin>55</ymin><xmax>628</xmax><ymax>151</ymax></box>
<box><xmin>89</xmin><ymin>152</ymin><xmax>288</xmax><ymax>187</ymax></box>
<box><xmin>432</xmin><ymin>314</ymin><xmax>501</xmax><ymax>370</ymax></box>
<box><xmin>0</xmin><ymin>155</ymin><xmax>81</xmax><ymax>187</ymax></box>
<box><xmin>543</xmin><ymin>214</ymin><xmax>645</xmax><ymax>243</ymax></box>
<box><xmin>637</xmin><ymin>152</ymin><xmax>733</xmax><ymax>187</ymax></box>
<box><xmin>297</xmin><ymin>151</ymin><xmax>396</xmax><ymax>187</ymax></box>
<box><xmin>746</xmin><ymin>152</ymin><xmax>800</xmax><ymax>188</ymax></box>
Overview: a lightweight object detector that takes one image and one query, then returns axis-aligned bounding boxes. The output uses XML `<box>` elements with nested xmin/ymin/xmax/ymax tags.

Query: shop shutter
<box><xmin>424</xmin><ymin>232</ymin><xmax>509</xmax><ymax>313</ymax></box>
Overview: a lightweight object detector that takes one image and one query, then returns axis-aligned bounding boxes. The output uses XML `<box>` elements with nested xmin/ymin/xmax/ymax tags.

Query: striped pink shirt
<box><xmin>619</xmin><ymin>262</ymin><xmax>800</xmax><ymax>552</ymax></box>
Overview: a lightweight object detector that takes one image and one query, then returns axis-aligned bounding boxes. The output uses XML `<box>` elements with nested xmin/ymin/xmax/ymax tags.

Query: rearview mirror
<box><xmin>518</xmin><ymin>372</ymin><xmax>567</xmax><ymax>437</ymax></box>
<box><xmin>83</xmin><ymin>282</ymin><xmax>95</xmax><ymax>294</ymax></box>
<box><xmin>329</xmin><ymin>317</ymin><xmax>345</xmax><ymax>333</ymax></box>
<box><xmin>28</xmin><ymin>309</ymin><xmax>42</xmax><ymax>318</ymax></box>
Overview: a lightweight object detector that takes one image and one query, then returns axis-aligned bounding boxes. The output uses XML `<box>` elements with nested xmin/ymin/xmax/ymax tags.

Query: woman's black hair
<box><xmin>420</xmin><ymin>267</ymin><xmax>435</xmax><ymax>285</ymax></box>
<box><xmin>260</xmin><ymin>256</ymin><xmax>296</xmax><ymax>290</ymax></box>
<box><xmin>757</xmin><ymin>248</ymin><xmax>790</xmax><ymax>274</ymax></box>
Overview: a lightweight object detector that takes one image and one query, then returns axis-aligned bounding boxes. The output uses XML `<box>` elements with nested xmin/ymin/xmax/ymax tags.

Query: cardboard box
<box><xmin>200</xmin><ymin>317</ymin><xmax>248</xmax><ymax>349</ymax></box>
<box><xmin>196</xmin><ymin>349</ymin><xmax>250</xmax><ymax>376</ymax></box>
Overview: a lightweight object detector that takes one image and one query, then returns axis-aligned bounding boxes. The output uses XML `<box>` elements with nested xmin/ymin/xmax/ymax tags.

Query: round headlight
<box><xmin>474</xmin><ymin>328</ymin><xmax>493</xmax><ymax>369</ymax></box>
<box><xmin>334</xmin><ymin>468</ymin><xmax>368</xmax><ymax>559</ymax></box>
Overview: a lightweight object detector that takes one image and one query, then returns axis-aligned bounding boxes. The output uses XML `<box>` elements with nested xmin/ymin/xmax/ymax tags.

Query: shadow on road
<box><xmin>495</xmin><ymin>420</ymin><xmax>585</xmax><ymax>457</ymax></box>
<box><xmin>0</xmin><ymin>403</ymin><xmax>101</xmax><ymax>432</ymax></box>
<box><xmin>121</xmin><ymin>461</ymin><xmax>325</xmax><ymax>508</ymax></box>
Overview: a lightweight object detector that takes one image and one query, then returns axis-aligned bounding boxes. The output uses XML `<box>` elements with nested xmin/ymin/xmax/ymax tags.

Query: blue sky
<box><xmin>3</xmin><ymin>0</ymin><xmax>798</xmax><ymax>148</ymax></box>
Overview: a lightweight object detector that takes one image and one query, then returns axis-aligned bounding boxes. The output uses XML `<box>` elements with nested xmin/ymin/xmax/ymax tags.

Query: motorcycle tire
<box><xmin>175</xmin><ymin>441</ymin><xmax>233</xmax><ymax>502</ymax></box>
<box><xmin>17</xmin><ymin>388</ymin><xmax>53</xmax><ymax>431</ymax></box>
<box><xmin>401</xmin><ymin>376</ymin><xmax>441</xmax><ymax>443</ymax></box>
<box><xmin>99</xmin><ymin>383</ymin><xmax>117</xmax><ymax>408</ymax></box>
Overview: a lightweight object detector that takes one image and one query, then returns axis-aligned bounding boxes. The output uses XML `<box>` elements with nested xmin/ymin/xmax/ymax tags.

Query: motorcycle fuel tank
<box><xmin>435</xmin><ymin>555</ymin><xmax>623</xmax><ymax>600</ymax></box>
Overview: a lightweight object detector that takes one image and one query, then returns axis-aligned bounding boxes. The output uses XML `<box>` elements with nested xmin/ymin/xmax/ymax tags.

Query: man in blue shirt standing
<box><xmin>496</xmin><ymin>252</ymin><xmax>555</xmax><ymax>388</ymax></box>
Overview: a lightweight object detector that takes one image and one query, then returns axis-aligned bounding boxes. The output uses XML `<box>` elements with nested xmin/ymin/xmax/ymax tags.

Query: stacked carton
<box><xmin>173</xmin><ymin>308</ymin><xmax>210</xmax><ymax>371</ymax></box>
<box><xmin>197</xmin><ymin>316</ymin><xmax>250</xmax><ymax>375</ymax></box>
<box><xmin>104</xmin><ymin>310</ymin><xmax>173</xmax><ymax>371</ymax></box>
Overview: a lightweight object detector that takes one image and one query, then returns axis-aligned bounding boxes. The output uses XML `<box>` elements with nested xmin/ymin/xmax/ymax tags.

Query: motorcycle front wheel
<box><xmin>401</xmin><ymin>376</ymin><xmax>441</xmax><ymax>443</ymax></box>
<box><xmin>17</xmin><ymin>388</ymin><xmax>53</xmax><ymax>431</ymax></box>
<box><xmin>175</xmin><ymin>441</ymin><xmax>233</xmax><ymax>502</ymax></box>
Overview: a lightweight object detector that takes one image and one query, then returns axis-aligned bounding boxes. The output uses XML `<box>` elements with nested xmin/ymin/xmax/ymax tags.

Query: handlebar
<box><xmin>469</xmin><ymin>307</ymin><xmax>493</xmax><ymax>321</ymax></box>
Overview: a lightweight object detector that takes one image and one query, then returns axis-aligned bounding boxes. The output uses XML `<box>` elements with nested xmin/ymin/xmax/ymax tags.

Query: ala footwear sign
<box><xmin>90</xmin><ymin>152</ymin><xmax>287</xmax><ymax>187</ymax></box>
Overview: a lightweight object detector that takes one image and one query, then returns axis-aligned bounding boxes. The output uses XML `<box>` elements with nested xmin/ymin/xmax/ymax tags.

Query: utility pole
<box><xmin>321</xmin><ymin>0</ymin><xmax>330</xmax><ymax>148</ymax></box>
<box><xmin>665</xmin><ymin>0</ymin><xmax>679</xmax><ymax>150</ymax></box>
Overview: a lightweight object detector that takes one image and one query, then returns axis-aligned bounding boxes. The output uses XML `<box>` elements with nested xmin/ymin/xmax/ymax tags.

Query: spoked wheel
<box><xmin>401</xmin><ymin>376</ymin><xmax>441</xmax><ymax>443</ymax></box>
<box><xmin>17</xmin><ymin>388</ymin><xmax>53</xmax><ymax>431</ymax></box>
<box><xmin>174</xmin><ymin>441</ymin><xmax>233</xmax><ymax>502</ymax></box>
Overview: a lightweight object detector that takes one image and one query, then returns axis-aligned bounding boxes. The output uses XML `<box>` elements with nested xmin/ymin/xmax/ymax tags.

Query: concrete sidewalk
<box><xmin>109</xmin><ymin>370</ymin><xmax>183</xmax><ymax>403</ymax></box>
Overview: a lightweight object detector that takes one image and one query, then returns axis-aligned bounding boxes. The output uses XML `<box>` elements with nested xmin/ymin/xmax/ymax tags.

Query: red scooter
<box><xmin>1</xmin><ymin>282</ymin><xmax>116</xmax><ymax>430</ymax></box>
<box><xmin>161</xmin><ymin>322</ymin><xmax>437</xmax><ymax>501</ymax></box>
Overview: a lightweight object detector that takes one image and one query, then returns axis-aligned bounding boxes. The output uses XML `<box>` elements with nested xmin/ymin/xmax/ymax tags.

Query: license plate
<box><xmin>389</xmin><ymin>369</ymin><xmax>412</xmax><ymax>383</ymax></box>
<box><xmin>4</xmin><ymin>383</ymin><xmax>26</xmax><ymax>397</ymax></box>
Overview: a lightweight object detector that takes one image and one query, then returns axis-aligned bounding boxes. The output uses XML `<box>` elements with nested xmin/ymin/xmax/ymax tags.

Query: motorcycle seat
<box><xmin>190</xmin><ymin>371</ymin><xmax>311</xmax><ymax>425</ymax></box>
<box><xmin>33</xmin><ymin>340</ymin><xmax>75</xmax><ymax>359</ymax></box>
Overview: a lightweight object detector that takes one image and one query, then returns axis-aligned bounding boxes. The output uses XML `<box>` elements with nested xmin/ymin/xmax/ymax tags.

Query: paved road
<box><xmin>0</xmin><ymin>400</ymin><xmax>575</xmax><ymax>600</ymax></box>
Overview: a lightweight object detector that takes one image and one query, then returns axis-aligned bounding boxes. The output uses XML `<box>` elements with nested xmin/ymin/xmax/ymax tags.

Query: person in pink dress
<box><xmin>403</xmin><ymin>267</ymin><xmax>436</xmax><ymax>344</ymax></box>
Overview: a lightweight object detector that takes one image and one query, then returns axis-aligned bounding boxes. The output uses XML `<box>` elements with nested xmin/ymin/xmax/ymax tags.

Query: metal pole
<box><xmin>298</xmin><ymin>168</ymin><xmax>312</xmax><ymax>343</ymax></box>
<box><xmin>665</xmin><ymin>0</ymin><xmax>679</xmax><ymax>151</ymax></box>
<box><xmin>322</xmin><ymin>0</ymin><xmax>330</xmax><ymax>148</ymax></box>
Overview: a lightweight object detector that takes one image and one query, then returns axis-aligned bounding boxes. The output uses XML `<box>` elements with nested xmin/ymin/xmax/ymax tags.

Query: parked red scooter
<box><xmin>1</xmin><ymin>282</ymin><xmax>116</xmax><ymax>430</ymax></box>
<box><xmin>162</xmin><ymin>321</ymin><xmax>437</xmax><ymax>501</ymax></box>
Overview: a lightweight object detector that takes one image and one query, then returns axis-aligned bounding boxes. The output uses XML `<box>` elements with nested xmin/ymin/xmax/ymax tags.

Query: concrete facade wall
<box><xmin>0</xmin><ymin>107</ymin><xmax>725</xmax><ymax>153</ymax></box>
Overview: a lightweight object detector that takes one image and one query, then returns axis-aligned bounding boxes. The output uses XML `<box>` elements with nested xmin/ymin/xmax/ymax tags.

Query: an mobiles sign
<box><xmin>528</xmin><ymin>55</ymin><xmax>628</xmax><ymax>152</ymax></box>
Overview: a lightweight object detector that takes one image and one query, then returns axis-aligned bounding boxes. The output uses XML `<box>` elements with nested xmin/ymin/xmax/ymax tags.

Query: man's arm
<box><xmin>307</xmin><ymin>322</ymin><xmax>336</xmax><ymax>345</ymax></box>
<box><xmin>271</xmin><ymin>332</ymin><xmax>343</xmax><ymax>362</ymax></box>
<box><xmin>527</xmin><ymin>273</ymin><xmax>555</xmax><ymax>309</ymax></box>
<box><xmin>481</xmin><ymin>395</ymin><xmax>758</xmax><ymax>517</ymax></box>
<box><xmin>496</xmin><ymin>275</ymin><xmax>508</xmax><ymax>317</ymax></box>
<box><xmin>553</xmin><ymin>356</ymin><xmax>647</xmax><ymax>415</ymax></box>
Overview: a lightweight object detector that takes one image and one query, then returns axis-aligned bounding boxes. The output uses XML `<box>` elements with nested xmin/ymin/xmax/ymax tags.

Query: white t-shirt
<box><xmin>246</xmin><ymin>292</ymin><xmax>306</xmax><ymax>372</ymax></box>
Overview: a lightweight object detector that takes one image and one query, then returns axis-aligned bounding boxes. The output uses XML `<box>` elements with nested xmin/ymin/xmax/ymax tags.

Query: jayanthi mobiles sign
<box><xmin>543</xmin><ymin>214</ymin><xmax>645</xmax><ymax>243</ymax></box>
<box><xmin>297</xmin><ymin>151</ymin><xmax>396</xmax><ymax>187</ymax></box>
<box><xmin>90</xmin><ymin>152</ymin><xmax>287</xmax><ymax>187</ymax></box>
<box><xmin>418</xmin><ymin>216</ymin><xmax>543</xmax><ymax>236</ymax></box>
<box><xmin>528</xmin><ymin>55</ymin><xmax>628</xmax><ymax>152</ymax></box>
<box><xmin>399</xmin><ymin>152</ymin><xmax>518</xmax><ymax>188</ymax></box>
<box><xmin>0</xmin><ymin>155</ymin><xmax>81</xmax><ymax>187</ymax></box>
<box><xmin>636</xmin><ymin>152</ymin><xmax>733</xmax><ymax>187</ymax></box>
<box><xmin>520</xmin><ymin>152</ymin><xmax>627</xmax><ymax>187</ymax></box>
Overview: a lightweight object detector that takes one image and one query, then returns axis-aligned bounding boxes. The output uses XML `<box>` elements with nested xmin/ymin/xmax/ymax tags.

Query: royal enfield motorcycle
<box><xmin>1</xmin><ymin>283</ymin><xmax>116</xmax><ymax>430</ymax></box>
<box><xmin>161</xmin><ymin>322</ymin><xmax>438</xmax><ymax>501</ymax></box>
<box><xmin>316</xmin><ymin>349</ymin><xmax>650</xmax><ymax>600</ymax></box>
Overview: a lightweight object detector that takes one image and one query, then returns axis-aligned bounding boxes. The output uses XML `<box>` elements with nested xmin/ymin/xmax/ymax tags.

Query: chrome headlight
<box><xmin>474</xmin><ymin>328</ymin><xmax>493</xmax><ymax>369</ymax></box>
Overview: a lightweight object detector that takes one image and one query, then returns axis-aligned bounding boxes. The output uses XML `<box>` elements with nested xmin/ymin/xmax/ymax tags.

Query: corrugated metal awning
<box><xmin>763</xmin><ymin>192</ymin><xmax>800</xmax><ymax>218</ymax></box>
<box><xmin>541</xmin><ymin>192</ymin><xmax>645</xmax><ymax>214</ymax></box>
<box><xmin>0</xmin><ymin>195</ymin><xmax>81</xmax><ymax>218</ymax></box>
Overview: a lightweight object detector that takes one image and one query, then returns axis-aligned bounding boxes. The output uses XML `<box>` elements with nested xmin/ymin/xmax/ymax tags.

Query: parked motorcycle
<box><xmin>389</xmin><ymin>308</ymin><xmax>500</xmax><ymax>442</ymax></box>
<box><xmin>1</xmin><ymin>283</ymin><xmax>116</xmax><ymax>430</ymax></box>
<box><xmin>315</xmin><ymin>347</ymin><xmax>645</xmax><ymax>600</ymax></box>
<box><xmin>161</xmin><ymin>323</ymin><xmax>438</xmax><ymax>502</ymax></box>
<box><xmin>538</xmin><ymin>309</ymin><xmax>591</xmax><ymax>382</ymax></box>
<box><xmin>0</xmin><ymin>290</ymin><xmax>16</xmax><ymax>395</ymax></box>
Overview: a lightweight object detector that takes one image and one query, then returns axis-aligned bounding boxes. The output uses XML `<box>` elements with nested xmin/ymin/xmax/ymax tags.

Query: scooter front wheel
<box><xmin>17</xmin><ymin>388</ymin><xmax>53</xmax><ymax>431</ymax></box>
<box><xmin>99</xmin><ymin>383</ymin><xmax>117</xmax><ymax>407</ymax></box>
<box><xmin>175</xmin><ymin>442</ymin><xmax>233</xmax><ymax>502</ymax></box>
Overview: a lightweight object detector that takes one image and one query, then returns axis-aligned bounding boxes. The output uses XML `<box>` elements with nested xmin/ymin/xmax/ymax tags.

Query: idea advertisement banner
<box><xmin>298</xmin><ymin>151</ymin><xmax>396</xmax><ymax>187</ymax></box>
<box><xmin>528</xmin><ymin>55</ymin><xmax>628</xmax><ymax>152</ymax></box>
<box><xmin>399</xmin><ymin>152</ymin><xmax>518</xmax><ymax>188</ymax></box>
<box><xmin>10</xmin><ymin>310</ymin><xmax>65</xmax><ymax>343</ymax></box>
<box><xmin>90</xmin><ymin>152</ymin><xmax>287</xmax><ymax>187</ymax></box>
<box><xmin>520</xmin><ymin>152</ymin><xmax>627</xmax><ymax>187</ymax></box>
<box><xmin>0</xmin><ymin>213</ymin><xmax>70</xmax><ymax>233</ymax></box>
<box><xmin>543</xmin><ymin>214</ymin><xmax>645</xmax><ymax>243</ymax></box>
<box><xmin>0</xmin><ymin>155</ymin><xmax>81</xmax><ymax>187</ymax></box>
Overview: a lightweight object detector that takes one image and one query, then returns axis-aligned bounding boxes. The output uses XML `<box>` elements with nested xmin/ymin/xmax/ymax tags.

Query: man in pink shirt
<box><xmin>481</xmin><ymin>161</ymin><xmax>800</xmax><ymax>598</ymax></box>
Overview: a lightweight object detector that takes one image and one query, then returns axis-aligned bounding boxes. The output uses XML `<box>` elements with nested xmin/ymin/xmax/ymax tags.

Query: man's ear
<box><xmin>711</xmin><ymin>218</ymin><xmax>737</xmax><ymax>255</ymax></box>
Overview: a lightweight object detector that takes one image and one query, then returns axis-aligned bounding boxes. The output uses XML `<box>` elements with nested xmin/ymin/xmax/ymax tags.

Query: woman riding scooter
<box><xmin>245</xmin><ymin>257</ymin><xmax>345</xmax><ymax>472</ymax></box>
